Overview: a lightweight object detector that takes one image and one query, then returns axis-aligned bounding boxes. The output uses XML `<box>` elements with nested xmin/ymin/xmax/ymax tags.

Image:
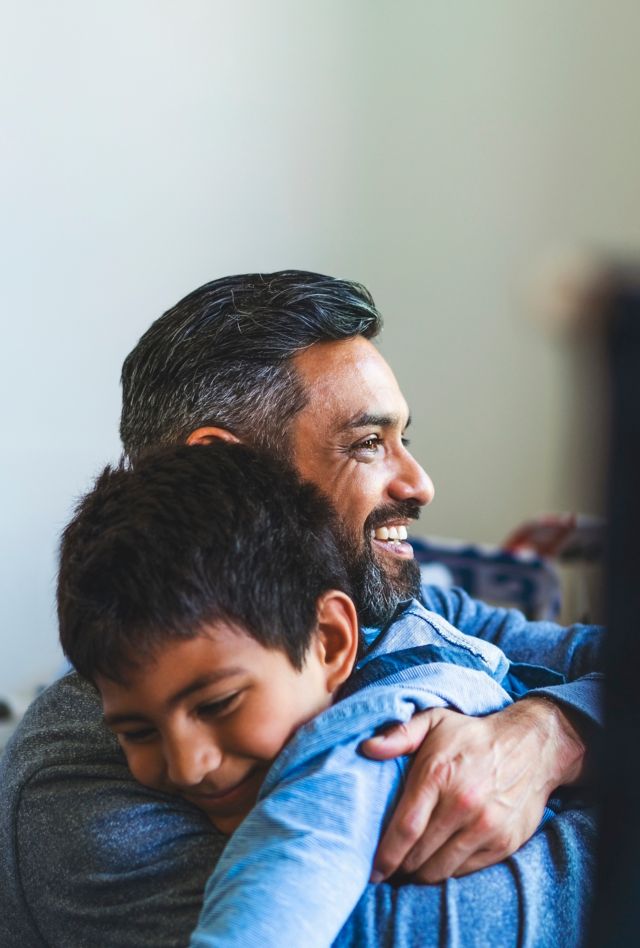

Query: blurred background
<box><xmin>1</xmin><ymin>0</ymin><xmax>638</xmax><ymax>700</ymax></box>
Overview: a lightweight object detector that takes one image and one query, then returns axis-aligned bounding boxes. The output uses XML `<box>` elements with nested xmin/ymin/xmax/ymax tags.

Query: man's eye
<box><xmin>352</xmin><ymin>436</ymin><xmax>382</xmax><ymax>455</ymax></box>
<box><xmin>198</xmin><ymin>693</ymin><xmax>239</xmax><ymax>718</ymax></box>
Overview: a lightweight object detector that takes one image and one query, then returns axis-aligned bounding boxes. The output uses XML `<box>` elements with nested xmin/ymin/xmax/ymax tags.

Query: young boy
<box><xmin>57</xmin><ymin>443</ymin><xmax>560</xmax><ymax>948</ymax></box>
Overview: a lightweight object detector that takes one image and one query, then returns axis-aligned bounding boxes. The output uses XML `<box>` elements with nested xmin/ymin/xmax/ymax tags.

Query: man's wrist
<box><xmin>516</xmin><ymin>696</ymin><xmax>588</xmax><ymax>790</ymax></box>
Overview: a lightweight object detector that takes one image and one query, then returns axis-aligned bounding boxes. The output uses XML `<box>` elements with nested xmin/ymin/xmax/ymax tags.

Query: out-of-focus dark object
<box><xmin>411</xmin><ymin>536</ymin><xmax>562</xmax><ymax>620</ymax></box>
<box><xmin>589</xmin><ymin>268</ymin><xmax>640</xmax><ymax>947</ymax></box>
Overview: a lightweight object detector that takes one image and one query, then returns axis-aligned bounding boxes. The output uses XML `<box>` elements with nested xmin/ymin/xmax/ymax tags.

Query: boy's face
<box><xmin>97</xmin><ymin>622</ymin><xmax>335</xmax><ymax>834</ymax></box>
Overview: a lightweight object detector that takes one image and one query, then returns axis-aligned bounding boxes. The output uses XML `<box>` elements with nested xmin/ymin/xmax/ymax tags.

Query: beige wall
<box><xmin>1</xmin><ymin>1</ymin><xmax>638</xmax><ymax>695</ymax></box>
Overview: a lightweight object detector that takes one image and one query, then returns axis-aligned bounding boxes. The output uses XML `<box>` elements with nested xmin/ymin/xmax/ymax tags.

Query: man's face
<box><xmin>290</xmin><ymin>337</ymin><xmax>435</xmax><ymax>627</ymax></box>
<box><xmin>98</xmin><ymin>622</ymin><xmax>333</xmax><ymax>835</ymax></box>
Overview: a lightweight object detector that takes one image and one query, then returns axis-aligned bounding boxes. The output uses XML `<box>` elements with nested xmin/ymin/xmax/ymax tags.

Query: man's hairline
<box><xmin>176</xmin><ymin>332</ymin><xmax>386</xmax><ymax>458</ymax></box>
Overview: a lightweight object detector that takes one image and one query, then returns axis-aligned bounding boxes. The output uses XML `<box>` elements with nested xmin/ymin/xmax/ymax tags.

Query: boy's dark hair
<box><xmin>120</xmin><ymin>270</ymin><xmax>382</xmax><ymax>461</ymax></box>
<box><xmin>58</xmin><ymin>443</ymin><xmax>354</xmax><ymax>683</ymax></box>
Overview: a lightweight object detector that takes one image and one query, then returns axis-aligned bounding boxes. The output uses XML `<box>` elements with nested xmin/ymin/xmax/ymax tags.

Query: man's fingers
<box><xmin>399</xmin><ymin>798</ymin><xmax>470</xmax><ymax>876</ymax></box>
<box><xmin>408</xmin><ymin>823</ymin><xmax>517</xmax><ymax>884</ymax></box>
<box><xmin>360</xmin><ymin>709</ymin><xmax>439</xmax><ymax>761</ymax></box>
<box><xmin>406</xmin><ymin>829</ymin><xmax>478</xmax><ymax>883</ymax></box>
<box><xmin>451</xmin><ymin>847</ymin><xmax>511</xmax><ymax>878</ymax></box>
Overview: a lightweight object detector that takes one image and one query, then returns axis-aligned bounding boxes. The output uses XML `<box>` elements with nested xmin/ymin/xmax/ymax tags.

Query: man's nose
<box><xmin>388</xmin><ymin>449</ymin><xmax>435</xmax><ymax>507</ymax></box>
<box><xmin>165</xmin><ymin>732</ymin><xmax>222</xmax><ymax>789</ymax></box>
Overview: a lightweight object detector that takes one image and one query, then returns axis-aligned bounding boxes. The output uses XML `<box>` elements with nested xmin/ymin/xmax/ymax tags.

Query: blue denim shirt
<box><xmin>191</xmin><ymin>601</ymin><xmax>558</xmax><ymax>948</ymax></box>
<box><xmin>1</xmin><ymin>586</ymin><xmax>601</xmax><ymax>948</ymax></box>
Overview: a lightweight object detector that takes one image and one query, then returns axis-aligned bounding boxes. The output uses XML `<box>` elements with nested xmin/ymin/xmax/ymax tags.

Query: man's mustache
<box><xmin>364</xmin><ymin>502</ymin><xmax>422</xmax><ymax>534</ymax></box>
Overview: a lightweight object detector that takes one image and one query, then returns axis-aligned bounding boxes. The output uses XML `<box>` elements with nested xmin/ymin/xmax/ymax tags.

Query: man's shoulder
<box><xmin>1</xmin><ymin>672</ymin><xmax>120</xmax><ymax>782</ymax></box>
<box><xmin>0</xmin><ymin>674</ymin><xmax>122</xmax><ymax>945</ymax></box>
<box><xmin>0</xmin><ymin>673</ymin><xmax>223</xmax><ymax>948</ymax></box>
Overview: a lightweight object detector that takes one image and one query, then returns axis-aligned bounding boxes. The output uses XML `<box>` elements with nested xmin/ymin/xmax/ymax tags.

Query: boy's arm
<box><xmin>191</xmin><ymin>672</ymin><xmax>513</xmax><ymax>948</ymax></box>
<box><xmin>191</xmin><ymin>733</ymin><xmax>403</xmax><ymax>948</ymax></box>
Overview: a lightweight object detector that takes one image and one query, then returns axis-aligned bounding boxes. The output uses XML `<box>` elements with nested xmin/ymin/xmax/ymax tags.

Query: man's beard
<box><xmin>340</xmin><ymin>502</ymin><xmax>423</xmax><ymax>629</ymax></box>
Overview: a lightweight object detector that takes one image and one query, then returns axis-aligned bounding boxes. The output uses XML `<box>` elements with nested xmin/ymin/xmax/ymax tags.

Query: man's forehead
<box><xmin>292</xmin><ymin>338</ymin><xmax>411</xmax><ymax>429</ymax></box>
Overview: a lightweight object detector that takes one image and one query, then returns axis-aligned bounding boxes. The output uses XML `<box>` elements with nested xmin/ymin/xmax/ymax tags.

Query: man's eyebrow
<box><xmin>103</xmin><ymin>668</ymin><xmax>244</xmax><ymax>727</ymax></box>
<box><xmin>341</xmin><ymin>412</ymin><xmax>412</xmax><ymax>431</ymax></box>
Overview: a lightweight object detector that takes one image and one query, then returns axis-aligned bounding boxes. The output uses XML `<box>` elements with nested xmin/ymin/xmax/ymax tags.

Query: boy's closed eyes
<box><xmin>98</xmin><ymin>592</ymin><xmax>358</xmax><ymax>834</ymax></box>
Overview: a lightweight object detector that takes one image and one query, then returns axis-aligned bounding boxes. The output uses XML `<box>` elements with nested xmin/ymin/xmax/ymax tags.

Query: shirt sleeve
<box><xmin>421</xmin><ymin>584</ymin><xmax>605</xmax><ymax>728</ymax></box>
<box><xmin>334</xmin><ymin>805</ymin><xmax>597</xmax><ymax>948</ymax></box>
<box><xmin>191</xmin><ymin>671</ymin><xmax>513</xmax><ymax>948</ymax></box>
<box><xmin>191</xmin><ymin>739</ymin><xmax>404</xmax><ymax>948</ymax></box>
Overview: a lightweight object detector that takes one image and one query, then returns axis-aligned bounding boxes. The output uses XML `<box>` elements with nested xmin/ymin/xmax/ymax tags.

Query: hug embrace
<box><xmin>0</xmin><ymin>271</ymin><xmax>602</xmax><ymax>947</ymax></box>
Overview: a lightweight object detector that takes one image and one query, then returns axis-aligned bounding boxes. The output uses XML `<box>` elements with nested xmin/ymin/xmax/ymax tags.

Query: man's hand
<box><xmin>361</xmin><ymin>698</ymin><xmax>586</xmax><ymax>884</ymax></box>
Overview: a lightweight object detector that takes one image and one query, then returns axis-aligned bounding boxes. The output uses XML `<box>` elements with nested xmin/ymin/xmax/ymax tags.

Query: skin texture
<box><xmin>290</xmin><ymin>337</ymin><xmax>434</xmax><ymax>565</ymax></box>
<box><xmin>188</xmin><ymin>336</ymin><xmax>587</xmax><ymax>880</ymax></box>
<box><xmin>98</xmin><ymin>591</ymin><xmax>358</xmax><ymax>835</ymax></box>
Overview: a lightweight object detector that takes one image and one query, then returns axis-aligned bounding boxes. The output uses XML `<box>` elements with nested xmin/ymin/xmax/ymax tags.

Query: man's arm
<box><xmin>422</xmin><ymin>584</ymin><xmax>605</xmax><ymax>684</ymax></box>
<box><xmin>336</xmin><ymin>805</ymin><xmax>597</xmax><ymax>948</ymax></box>
<box><xmin>2</xmin><ymin>672</ymin><xmax>595</xmax><ymax>947</ymax></box>
<box><xmin>363</xmin><ymin>584</ymin><xmax>602</xmax><ymax>882</ymax></box>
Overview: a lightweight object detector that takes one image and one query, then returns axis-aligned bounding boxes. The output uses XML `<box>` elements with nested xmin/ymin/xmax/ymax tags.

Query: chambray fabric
<box><xmin>420</xmin><ymin>584</ymin><xmax>605</xmax><ymax>728</ymax></box>
<box><xmin>0</xmin><ymin>585</ymin><xmax>602</xmax><ymax>947</ymax></box>
<box><xmin>190</xmin><ymin>603</ymin><xmax>558</xmax><ymax>948</ymax></box>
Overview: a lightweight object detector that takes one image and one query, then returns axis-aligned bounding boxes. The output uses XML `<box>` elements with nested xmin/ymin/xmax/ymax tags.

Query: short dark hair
<box><xmin>58</xmin><ymin>443</ymin><xmax>354</xmax><ymax>683</ymax></box>
<box><xmin>120</xmin><ymin>270</ymin><xmax>382</xmax><ymax>460</ymax></box>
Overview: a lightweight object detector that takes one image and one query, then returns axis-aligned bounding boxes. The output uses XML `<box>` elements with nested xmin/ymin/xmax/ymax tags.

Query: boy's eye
<box><xmin>118</xmin><ymin>726</ymin><xmax>157</xmax><ymax>744</ymax></box>
<box><xmin>198</xmin><ymin>693</ymin><xmax>240</xmax><ymax>718</ymax></box>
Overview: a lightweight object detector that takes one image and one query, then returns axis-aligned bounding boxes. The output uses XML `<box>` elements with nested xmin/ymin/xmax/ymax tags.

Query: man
<box><xmin>0</xmin><ymin>271</ymin><xmax>601</xmax><ymax>946</ymax></box>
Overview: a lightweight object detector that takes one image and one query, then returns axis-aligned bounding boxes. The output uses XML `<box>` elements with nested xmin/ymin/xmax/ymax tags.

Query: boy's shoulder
<box><xmin>363</xmin><ymin>598</ymin><xmax>510</xmax><ymax>680</ymax></box>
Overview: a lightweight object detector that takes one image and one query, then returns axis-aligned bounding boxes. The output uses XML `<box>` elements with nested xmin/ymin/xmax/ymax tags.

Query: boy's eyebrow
<box><xmin>340</xmin><ymin>411</ymin><xmax>412</xmax><ymax>431</ymax></box>
<box><xmin>103</xmin><ymin>668</ymin><xmax>244</xmax><ymax>726</ymax></box>
<box><xmin>166</xmin><ymin>669</ymin><xmax>244</xmax><ymax>708</ymax></box>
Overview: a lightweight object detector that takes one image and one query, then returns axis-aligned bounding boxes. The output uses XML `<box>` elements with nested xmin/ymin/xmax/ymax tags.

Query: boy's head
<box><xmin>58</xmin><ymin>443</ymin><xmax>359</xmax><ymax>832</ymax></box>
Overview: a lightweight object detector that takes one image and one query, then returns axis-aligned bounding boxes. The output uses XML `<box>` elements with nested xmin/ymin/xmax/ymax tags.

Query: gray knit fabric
<box><xmin>0</xmin><ymin>673</ymin><xmax>225</xmax><ymax>948</ymax></box>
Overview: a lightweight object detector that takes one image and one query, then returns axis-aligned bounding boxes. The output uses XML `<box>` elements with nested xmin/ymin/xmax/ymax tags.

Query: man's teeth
<box><xmin>373</xmin><ymin>525</ymin><xmax>408</xmax><ymax>541</ymax></box>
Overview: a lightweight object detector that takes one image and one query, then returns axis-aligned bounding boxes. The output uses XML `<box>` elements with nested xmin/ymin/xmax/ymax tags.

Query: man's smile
<box><xmin>371</xmin><ymin>523</ymin><xmax>414</xmax><ymax>559</ymax></box>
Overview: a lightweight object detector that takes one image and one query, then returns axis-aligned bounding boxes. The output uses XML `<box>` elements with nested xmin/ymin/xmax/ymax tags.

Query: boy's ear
<box><xmin>313</xmin><ymin>591</ymin><xmax>360</xmax><ymax>693</ymax></box>
<box><xmin>186</xmin><ymin>427</ymin><xmax>241</xmax><ymax>446</ymax></box>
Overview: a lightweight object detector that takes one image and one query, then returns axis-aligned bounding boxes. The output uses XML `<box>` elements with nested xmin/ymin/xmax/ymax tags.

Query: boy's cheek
<box><xmin>120</xmin><ymin>745</ymin><xmax>165</xmax><ymax>793</ymax></box>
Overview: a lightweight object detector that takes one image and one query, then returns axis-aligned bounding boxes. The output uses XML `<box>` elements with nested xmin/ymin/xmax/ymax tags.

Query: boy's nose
<box><xmin>165</xmin><ymin>733</ymin><xmax>222</xmax><ymax>789</ymax></box>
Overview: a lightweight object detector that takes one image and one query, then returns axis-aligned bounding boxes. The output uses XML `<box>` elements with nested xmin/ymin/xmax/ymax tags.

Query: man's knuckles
<box><xmin>472</xmin><ymin>807</ymin><xmax>505</xmax><ymax>838</ymax></box>
<box><xmin>391</xmin><ymin>805</ymin><xmax>430</xmax><ymax>845</ymax></box>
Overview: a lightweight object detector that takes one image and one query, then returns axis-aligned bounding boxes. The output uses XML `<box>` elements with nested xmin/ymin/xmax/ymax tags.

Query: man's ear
<box><xmin>186</xmin><ymin>426</ymin><xmax>241</xmax><ymax>446</ymax></box>
<box><xmin>313</xmin><ymin>591</ymin><xmax>360</xmax><ymax>693</ymax></box>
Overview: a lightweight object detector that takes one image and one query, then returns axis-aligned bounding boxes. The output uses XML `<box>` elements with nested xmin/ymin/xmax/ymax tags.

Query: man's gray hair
<box><xmin>120</xmin><ymin>270</ymin><xmax>382</xmax><ymax>460</ymax></box>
